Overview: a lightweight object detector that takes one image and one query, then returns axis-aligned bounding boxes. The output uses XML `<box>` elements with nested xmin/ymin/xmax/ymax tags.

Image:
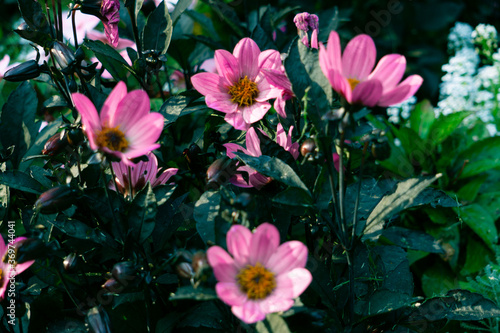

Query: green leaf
<box><xmin>380</xmin><ymin>227</ymin><xmax>444</xmax><ymax>253</ymax></box>
<box><xmin>421</xmin><ymin>264</ymin><xmax>459</xmax><ymax>297</ymax></box>
<box><xmin>153</xmin><ymin>184</ymin><xmax>176</xmax><ymax>206</ymax></box>
<box><xmin>414</xmin><ymin>290</ymin><xmax>500</xmax><ymax>321</ymax></box>
<box><xmin>233</xmin><ymin>152</ymin><xmax>311</xmax><ymax>196</ymax></box>
<box><xmin>460</xmin><ymin>236</ymin><xmax>493</xmax><ymax>276</ymax></box>
<box><xmin>428</xmin><ymin>111</ymin><xmax>472</xmax><ymax>146</ymax></box>
<box><xmin>362</xmin><ymin>175</ymin><xmax>441</xmax><ymax>241</ymax></box>
<box><xmin>169</xmin><ymin>286</ymin><xmax>218</xmax><ymax>301</ymax></box>
<box><xmin>456</xmin><ymin>204</ymin><xmax>498</xmax><ymax>250</ymax></box>
<box><xmin>256</xmin><ymin>314</ymin><xmax>291</xmax><ymax>333</ymax></box>
<box><xmin>84</xmin><ymin>39</ymin><xmax>132</xmax><ymax>82</ymax></box>
<box><xmin>414</xmin><ymin>1</ymin><xmax>464</xmax><ymax>31</ymax></box>
<box><xmin>456</xmin><ymin>136</ymin><xmax>500</xmax><ymax>179</ymax></box>
<box><xmin>194</xmin><ymin>191</ymin><xmax>220</xmax><ymax>244</ymax></box>
<box><xmin>206</xmin><ymin>0</ymin><xmax>245</xmax><ymax>38</ymax></box>
<box><xmin>0</xmin><ymin>170</ymin><xmax>46</xmax><ymax>194</ymax></box>
<box><xmin>409</xmin><ymin>99</ymin><xmax>435</xmax><ymax>139</ymax></box>
<box><xmin>17</xmin><ymin>0</ymin><xmax>50</xmax><ymax>33</ymax></box>
<box><xmin>171</xmin><ymin>0</ymin><xmax>192</xmax><ymax>26</ymax></box>
<box><xmin>272</xmin><ymin>187</ymin><xmax>313</xmax><ymax>208</ymax></box>
<box><xmin>143</xmin><ymin>0</ymin><xmax>173</xmax><ymax>55</ymax></box>
<box><xmin>159</xmin><ymin>92</ymin><xmax>209</xmax><ymax>126</ymax></box>
<box><xmin>0</xmin><ymin>81</ymin><xmax>39</xmax><ymax>168</ymax></box>
<box><xmin>20</xmin><ymin>119</ymin><xmax>62</xmax><ymax>171</ymax></box>
<box><xmin>128</xmin><ymin>184</ymin><xmax>157</xmax><ymax>243</ymax></box>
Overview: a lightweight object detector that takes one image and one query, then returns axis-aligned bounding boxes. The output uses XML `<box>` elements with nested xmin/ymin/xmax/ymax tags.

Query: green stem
<box><xmin>72</xmin><ymin>9</ymin><xmax>79</xmax><ymax>49</ymax></box>
<box><xmin>350</xmin><ymin>141</ymin><xmax>369</xmax><ymax>249</ymax></box>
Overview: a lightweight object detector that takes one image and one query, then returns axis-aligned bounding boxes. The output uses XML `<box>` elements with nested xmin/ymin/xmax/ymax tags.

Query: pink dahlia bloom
<box><xmin>224</xmin><ymin>125</ymin><xmax>299</xmax><ymax>189</ymax></box>
<box><xmin>0</xmin><ymin>236</ymin><xmax>35</xmax><ymax>300</ymax></box>
<box><xmin>110</xmin><ymin>152</ymin><xmax>178</xmax><ymax>196</ymax></box>
<box><xmin>319</xmin><ymin>31</ymin><xmax>423</xmax><ymax>107</ymax></box>
<box><xmin>80</xmin><ymin>0</ymin><xmax>120</xmax><ymax>47</ymax></box>
<box><xmin>207</xmin><ymin>223</ymin><xmax>312</xmax><ymax>324</ymax></box>
<box><xmin>72</xmin><ymin>81</ymin><xmax>164</xmax><ymax>165</ymax></box>
<box><xmin>191</xmin><ymin>38</ymin><xmax>281</xmax><ymax>130</ymax></box>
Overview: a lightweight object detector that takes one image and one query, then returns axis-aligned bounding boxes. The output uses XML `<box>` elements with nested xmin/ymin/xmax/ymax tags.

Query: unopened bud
<box><xmin>35</xmin><ymin>186</ymin><xmax>79</xmax><ymax>214</ymax></box>
<box><xmin>102</xmin><ymin>278</ymin><xmax>122</xmax><ymax>293</ymax></box>
<box><xmin>111</xmin><ymin>261</ymin><xmax>137</xmax><ymax>285</ymax></box>
<box><xmin>206</xmin><ymin>157</ymin><xmax>238</xmax><ymax>189</ymax></box>
<box><xmin>300</xmin><ymin>138</ymin><xmax>317</xmax><ymax>157</ymax></box>
<box><xmin>176</xmin><ymin>262</ymin><xmax>194</xmax><ymax>279</ymax></box>
<box><xmin>191</xmin><ymin>251</ymin><xmax>208</xmax><ymax>275</ymax></box>
<box><xmin>51</xmin><ymin>41</ymin><xmax>75</xmax><ymax>71</ymax></box>
<box><xmin>4</xmin><ymin>60</ymin><xmax>40</xmax><ymax>82</ymax></box>
<box><xmin>63</xmin><ymin>253</ymin><xmax>79</xmax><ymax>271</ymax></box>
<box><xmin>42</xmin><ymin>132</ymin><xmax>69</xmax><ymax>156</ymax></box>
<box><xmin>87</xmin><ymin>306</ymin><xmax>112</xmax><ymax>333</ymax></box>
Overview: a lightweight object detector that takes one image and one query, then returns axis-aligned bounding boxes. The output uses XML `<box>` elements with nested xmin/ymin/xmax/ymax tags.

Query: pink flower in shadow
<box><xmin>0</xmin><ymin>236</ymin><xmax>35</xmax><ymax>300</ymax></box>
<box><xmin>207</xmin><ymin>223</ymin><xmax>311</xmax><ymax>324</ymax></box>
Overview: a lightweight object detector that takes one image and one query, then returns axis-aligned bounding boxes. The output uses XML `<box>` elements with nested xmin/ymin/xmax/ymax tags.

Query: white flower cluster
<box><xmin>387</xmin><ymin>96</ymin><xmax>417</xmax><ymax>124</ymax></box>
<box><xmin>436</xmin><ymin>22</ymin><xmax>500</xmax><ymax>135</ymax></box>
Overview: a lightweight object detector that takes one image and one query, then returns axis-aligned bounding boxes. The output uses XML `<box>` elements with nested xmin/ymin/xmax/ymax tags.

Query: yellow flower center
<box><xmin>228</xmin><ymin>76</ymin><xmax>259</xmax><ymax>107</ymax></box>
<box><xmin>236</xmin><ymin>262</ymin><xmax>276</xmax><ymax>300</ymax></box>
<box><xmin>95</xmin><ymin>127</ymin><xmax>129</xmax><ymax>152</ymax></box>
<box><xmin>348</xmin><ymin>78</ymin><xmax>360</xmax><ymax>91</ymax></box>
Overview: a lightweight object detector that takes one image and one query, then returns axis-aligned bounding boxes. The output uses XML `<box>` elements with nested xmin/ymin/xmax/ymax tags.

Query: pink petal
<box><xmin>258</xmin><ymin>297</ymin><xmax>294</xmax><ymax>314</ymax></box>
<box><xmin>100</xmin><ymin>81</ymin><xmax>127</xmax><ymax>127</ymax></box>
<box><xmin>245</xmin><ymin>128</ymin><xmax>262</xmax><ymax>157</ymax></box>
<box><xmin>227</xmin><ymin>225</ymin><xmax>253</xmax><ymax>265</ymax></box>
<box><xmin>231</xmin><ymin>301</ymin><xmax>266</xmax><ymax>324</ymax></box>
<box><xmin>310</xmin><ymin>29</ymin><xmax>318</xmax><ymax>49</ymax></box>
<box><xmin>249</xmin><ymin>223</ymin><xmax>280</xmax><ymax>265</ymax></box>
<box><xmin>266</xmin><ymin>241</ymin><xmax>308</xmax><ymax>275</ymax></box>
<box><xmin>258</xmin><ymin>49</ymin><xmax>282</xmax><ymax>70</ymax></box>
<box><xmin>15</xmin><ymin>260</ymin><xmax>35</xmax><ymax>274</ymax></box>
<box><xmin>0</xmin><ymin>236</ymin><xmax>5</xmax><ymax>255</ymax></box>
<box><xmin>378</xmin><ymin>74</ymin><xmax>423</xmax><ymax>107</ymax></box>
<box><xmin>255</xmin><ymin>78</ymin><xmax>281</xmax><ymax>102</ymax></box>
<box><xmin>154</xmin><ymin>168</ymin><xmax>178</xmax><ymax>186</ymax></box>
<box><xmin>126</xmin><ymin>112</ymin><xmax>164</xmax><ymax>148</ymax></box>
<box><xmin>273</xmin><ymin>94</ymin><xmax>287</xmax><ymax>118</ymax></box>
<box><xmin>205</xmin><ymin>93</ymin><xmax>238</xmax><ymax>114</ymax></box>
<box><xmin>233</xmin><ymin>38</ymin><xmax>260</xmax><ymax>80</ymax></box>
<box><xmin>215</xmin><ymin>49</ymin><xmax>239</xmax><ymax>84</ymax></box>
<box><xmin>215</xmin><ymin>282</ymin><xmax>247</xmax><ymax>306</ymax></box>
<box><xmin>342</xmin><ymin>34</ymin><xmax>376</xmax><ymax>80</ymax></box>
<box><xmin>72</xmin><ymin>93</ymin><xmax>101</xmax><ymax>150</ymax></box>
<box><xmin>230</xmin><ymin>174</ymin><xmax>253</xmax><ymax>188</ymax></box>
<box><xmin>123</xmin><ymin>144</ymin><xmax>161</xmax><ymax>161</ymax></box>
<box><xmin>323</xmin><ymin>69</ymin><xmax>352</xmax><ymax>103</ymax></box>
<box><xmin>249</xmin><ymin>172</ymin><xmax>272</xmax><ymax>190</ymax></box>
<box><xmin>207</xmin><ymin>246</ymin><xmax>238</xmax><ymax>283</ymax></box>
<box><xmin>191</xmin><ymin>72</ymin><xmax>226</xmax><ymax>96</ymax></box>
<box><xmin>351</xmin><ymin>79</ymin><xmax>383</xmax><ymax>107</ymax></box>
<box><xmin>368</xmin><ymin>54</ymin><xmax>407</xmax><ymax>91</ymax></box>
<box><xmin>275</xmin><ymin>123</ymin><xmax>287</xmax><ymax>149</ymax></box>
<box><xmin>262</xmin><ymin>69</ymin><xmax>292</xmax><ymax>93</ymax></box>
<box><xmin>225</xmin><ymin>112</ymin><xmax>250</xmax><ymax>130</ymax></box>
<box><xmin>242</xmin><ymin>102</ymin><xmax>271</xmax><ymax>125</ymax></box>
<box><xmin>275</xmin><ymin>267</ymin><xmax>312</xmax><ymax>298</ymax></box>
<box><xmin>113</xmin><ymin>90</ymin><xmax>151</xmax><ymax>132</ymax></box>
<box><xmin>319</xmin><ymin>31</ymin><xmax>342</xmax><ymax>75</ymax></box>
<box><xmin>290</xmin><ymin>142</ymin><xmax>300</xmax><ymax>160</ymax></box>
<box><xmin>224</xmin><ymin>143</ymin><xmax>250</xmax><ymax>159</ymax></box>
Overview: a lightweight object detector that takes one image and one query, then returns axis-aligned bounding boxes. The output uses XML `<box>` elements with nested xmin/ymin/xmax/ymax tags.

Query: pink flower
<box><xmin>80</xmin><ymin>0</ymin><xmax>120</xmax><ymax>47</ymax></box>
<box><xmin>72</xmin><ymin>81</ymin><xmax>164</xmax><ymax>165</ymax></box>
<box><xmin>0</xmin><ymin>236</ymin><xmax>35</xmax><ymax>300</ymax></box>
<box><xmin>110</xmin><ymin>152</ymin><xmax>178</xmax><ymax>196</ymax></box>
<box><xmin>207</xmin><ymin>223</ymin><xmax>311</xmax><ymax>324</ymax></box>
<box><xmin>224</xmin><ymin>125</ymin><xmax>299</xmax><ymax>189</ymax></box>
<box><xmin>319</xmin><ymin>31</ymin><xmax>423</xmax><ymax>107</ymax></box>
<box><xmin>191</xmin><ymin>38</ymin><xmax>281</xmax><ymax>130</ymax></box>
<box><xmin>294</xmin><ymin>12</ymin><xmax>319</xmax><ymax>49</ymax></box>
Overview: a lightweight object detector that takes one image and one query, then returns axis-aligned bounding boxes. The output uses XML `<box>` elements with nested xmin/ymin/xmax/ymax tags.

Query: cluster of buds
<box><xmin>175</xmin><ymin>251</ymin><xmax>209</xmax><ymax>287</ymax></box>
<box><xmin>293</xmin><ymin>12</ymin><xmax>319</xmax><ymax>49</ymax></box>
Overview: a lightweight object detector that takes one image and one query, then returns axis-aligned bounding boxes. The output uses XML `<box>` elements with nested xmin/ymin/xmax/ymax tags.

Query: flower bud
<box><xmin>206</xmin><ymin>157</ymin><xmax>239</xmax><ymax>189</ymax></box>
<box><xmin>175</xmin><ymin>262</ymin><xmax>194</xmax><ymax>279</ymax></box>
<box><xmin>86</xmin><ymin>306</ymin><xmax>112</xmax><ymax>333</ymax></box>
<box><xmin>191</xmin><ymin>251</ymin><xmax>208</xmax><ymax>276</ymax></box>
<box><xmin>4</xmin><ymin>60</ymin><xmax>40</xmax><ymax>82</ymax></box>
<box><xmin>42</xmin><ymin>132</ymin><xmax>69</xmax><ymax>156</ymax></box>
<box><xmin>300</xmin><ymin>138</ymin><xmax>317</xmax><ymax>157</ymax></box>
<box><xmin>102</xmin><ymin>278</ymin><xmax>122</xmax><ymax>293</ymax></box>
<box><xmin>63</xmin><ymin>253</ymin><xmax>79</xmax><ymax>271</ymax></box>
<box><xmin>51</xmin><ymin>41</ymin><xmax>75</xmax><ymax>71</ymax></box>
<box><xmin>371</xmin><ymin>139</ymin><xmax>391</xmax><ymax>161</ymax></box>
<box><xmin>35</xmin><ymin>186</ymin><xmax>79</xmax><ymax>214</ymax></box>
<box><xmin>111</xmin><ymin>261</ymin><xmax>137</xmax><ymax>285</ymax></box>
<box><xmin>67</xmin><ymin>127</ymin><xmax>85</xmax><ymax>146</ymax></box>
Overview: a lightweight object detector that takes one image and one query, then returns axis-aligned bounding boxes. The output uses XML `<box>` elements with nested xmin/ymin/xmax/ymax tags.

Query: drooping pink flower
<box><xmin>110</xmin><ymin>152</ymin><xmax>178</xmax><ymax>196</ymax></box>
<box><xmin>0</xmin><ymin>236</ymin><xmax>35</xmax><ymax>300</ymax></box>
<box><xmin>191</xmin><ymin>38</ymin><xmax>281</xmax><ymax>130</ymax></box>
<box><xmin>294</xmin><ymin>12</ymin><xmax>319</xmax><ymax>49</ymax></box>
<box><xmin>80</xmin><ymin>0</ymin><xmax>121</xmax><ymax>47</ymax></box>
<box><xmin>207</xmin><ymin>223</ymin><xmax>311</xmax><ymax>324</ymax></box>
<box><xmin>72</xmin><ymin>81</ymin><xmax>164</xmax><ymax>165</ymax></box>
<box><xmin>319</xmin><ymin>31</ymin><xmax>423</xmax><ymax>107</ymax></box>
<box><xmin>224</xmin><ymin>125</ymin><xmax>299</xmax><ymax>189</ymax></box>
